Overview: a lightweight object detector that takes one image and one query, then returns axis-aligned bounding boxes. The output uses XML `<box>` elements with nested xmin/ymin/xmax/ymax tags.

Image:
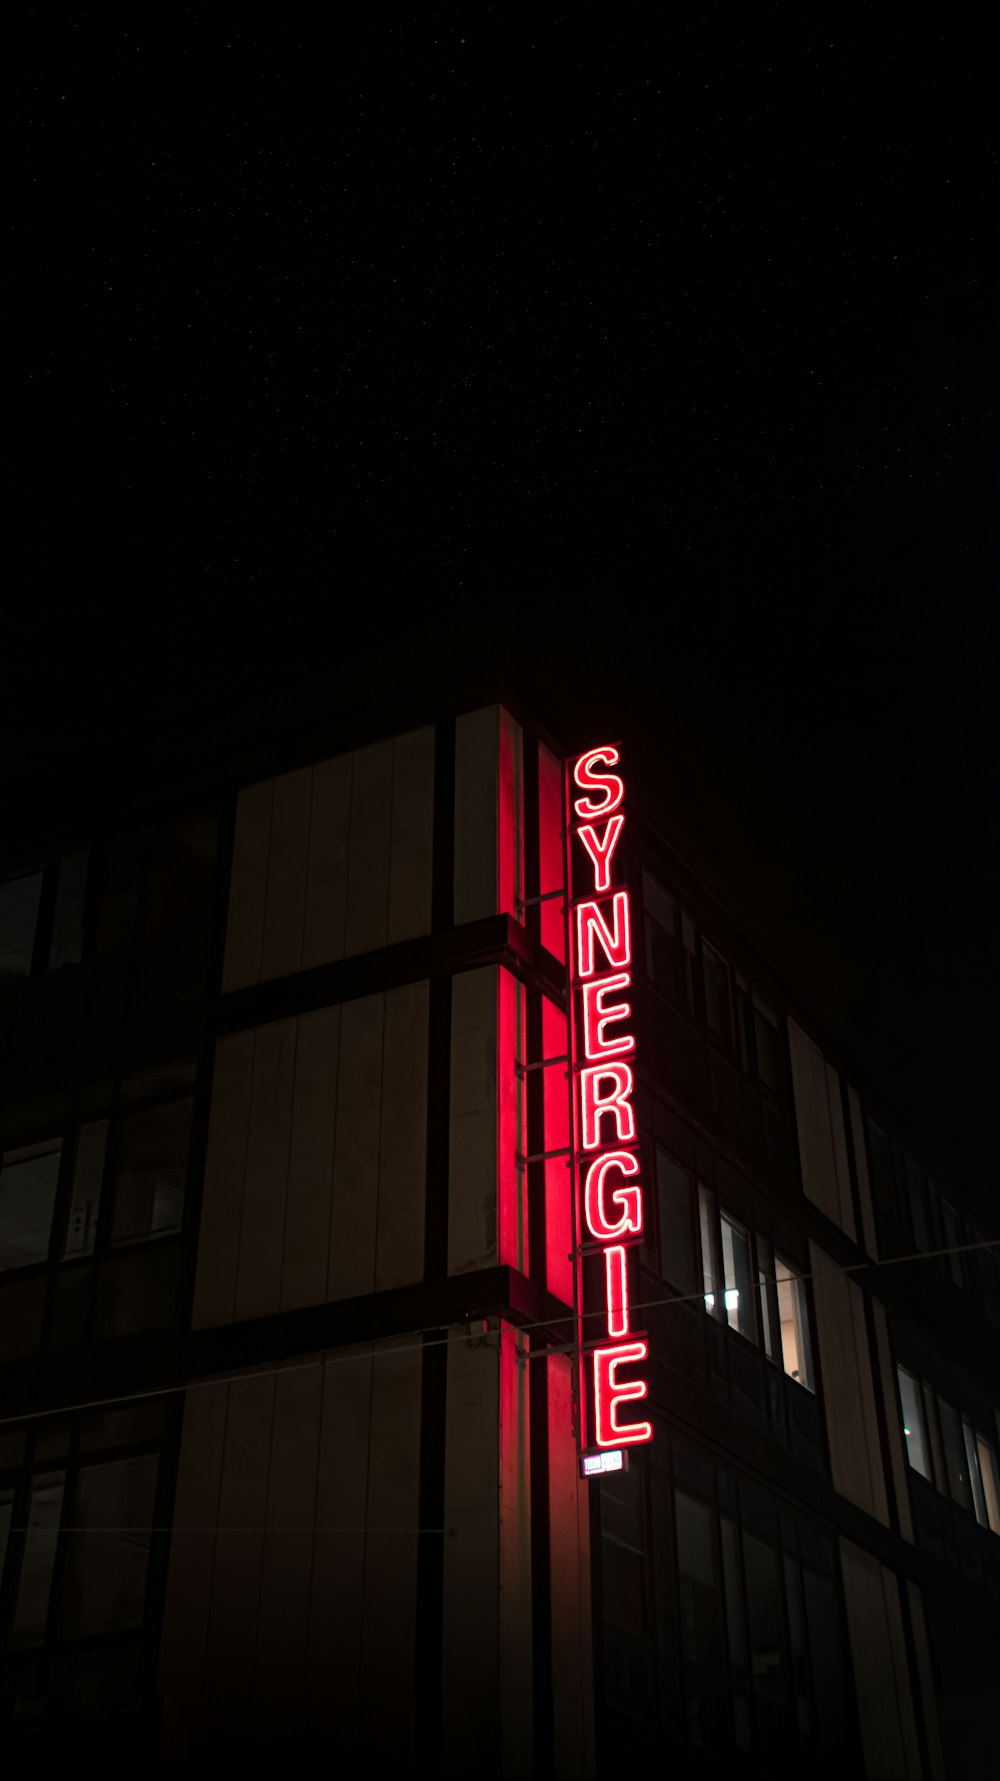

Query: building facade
<box><xmin>0</xmin><ymin>690</ymin><xmax>998</xmax><ymax>1778</ymax></box>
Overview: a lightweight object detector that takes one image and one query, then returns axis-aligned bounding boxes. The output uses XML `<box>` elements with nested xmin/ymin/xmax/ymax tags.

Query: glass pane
<box><xmin>49</xmin><ymin>852</ymin><xmax>88</xmax><ymax>968</ymax></box>
<box><xmin>676</xmin><ymin>1489</ymin><xmax>722</xmax><ymax>1665</ymax></box>
<box><xmin>121</xmin><ymin>1058</ymin><xmax>197</xmax><ymax>1104</ymax></box>
<box><xmin>0</xmin><ymin>1141</ymin><xmax>62</xmax><ymax>1271</ymax></box>
<box><xmin>743</xmin><ymin>1532</ymin><xmax>785</xmax><ymax>1681</ymax></box>
<box><xmin>63</xmin><ymin>1119</ymin><xmax>107</xmax><ymax>1258</ymax></box>
<box><xmin>10</xmin><ymin>1472</ymin><xmax>65</xmax><ymax>1647</ymax></box>
<box><xmin>721</xmin><ymin>1514</ymin><xmax>747</xmax><ymax>1666</ymax></box>
<box><xmin>656</xmin><ymin>1149</ymin><xmax>698</xmax><ymax>1294</ymax></box>
<box><xmin>681</xmin><ymin>912</ymin><xmax>697</xmax><ymax>1007</ymax></box>
<box><xmin>643</xmin><ymin>874</ymin><xmax>678</xmax><ymax>1000</ymax></box>
<box><xmin>752</xmin><ymin>994</ymin><xmax>780</xmax><ymax>1090</ymax></box>
<box><xmin>905</xmin><ymin>1155</ymin><xmax>931</xmax><ymax>1252</ymax></box>
<box><xmin>922</xmin><ymin>1382</ymin><xmax>946</xmax><ymax>1490</ymax></box>
<box><xmin>940</xmin><ymin>1201</ymin><xmax>964</xmax><ymax>1289</ymax></box>
<box><xmin>699</xmin><ymin>1185</ymin><xmax>720</xmax><ymax>1316</ymax></box>
<box><xmin>975</xmin><ymin>1438</ymin><xmax>1000</xmax><ymax>1534</ymax></box>
<box><xmin>897</xmin><ymin>1367</ymin><xmax>932</xmax><ymax>1480</ymax></box>
<box><xmin>720</xmin><ymin>1211</ymin><xmax>755</xmax><ymax>1341</ymax></box>
<box><xmin>775</xmin><ymin>1257</ymin><xmax>813</xmax><ymax>1391</ymax></box>
<box><xmin>963</xmin><ymin>1421</ymin><xmax>988</xmax><ymax>1528</ymax></box>
<box><xmin>0</xmin><ymin>1486</ymin><xmax>14</xmax><ymax>1583</ymax></box>
<box><xmin>112</xmin><ymin>1097</ymin><xmax>192</xmax><ymax>1244</ymax></box>
<box><xmin>59</xmin><ymin>1455</ymin><xmax>158</xmax><ymax>1638</ymax></box>
<box><xmin>600</xmin><ymin>1469</ymin><xmax>646</xmax><ymax>1632</ymax></box>
<box><xmin>0</xmin><ymin>872</ymin><xmax>43</xmax><ymax>982</ymax></box>
<box><xmin>865</xmin><ymin>1119</ymin><xmax>895</xmax><ymax>1222</ymax></box>
<box><xmin>758</xmin><ymin>1236</ymin><xmax>776</xmax><ymax>1360</ymax></box>
<box><xmin>937</xmin><ymin>1399</ymin><xmax>973</xmax><ymax>1512</ymax></box>
<box><xmin>702</xmin><ymin>941</ymin><xmax>732</xmax><ymax>1042</ymax></box>
<box><xmin>803</xmin><ymin>1569</ymin><xmax>852</xmax><ymax>1773</ymax></box>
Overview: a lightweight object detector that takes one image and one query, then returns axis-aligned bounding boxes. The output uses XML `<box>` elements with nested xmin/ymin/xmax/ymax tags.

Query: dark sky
<box><xmin>6</xmin><ymin>23</ymin><xmax>999</xmax><ymax>1195</ymax></box>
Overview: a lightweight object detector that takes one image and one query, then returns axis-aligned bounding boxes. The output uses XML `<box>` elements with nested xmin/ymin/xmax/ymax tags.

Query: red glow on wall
<box><xmin>592</xmin><ymin>1342</ymin><xmax>653</xmax><ymax>1447</ymax></box>
<box><xmin>583</xmin><ymin>1151</ymin><xmax>643</xmax><ymax>1241</ymax></box>
<box><xmin>567</xmin><ymin>741</ymin><xmax>653</xmax><ymax>1461</ymax></box>
<box><xmin>581</xmin><ymin>971</ymin><xmax>634</xmax><ymax>1060</ymax></box>
<box><xmin>572</xmin><ymin>746</ymin><xmax>624</xmax><ymax>820</ymax></box>
<box><xmin>575</xmin><ymin>892</ymin><xmax>632</xmax><ymax>979</ymax></box>
<box><xmin>576</xmin><ymin>813</ymin><xmax>624</xmax><ymax>892</ymax></box>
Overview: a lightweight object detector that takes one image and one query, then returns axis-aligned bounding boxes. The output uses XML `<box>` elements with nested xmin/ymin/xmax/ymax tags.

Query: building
<box><xmin>0</xmin><ymin>677</ymin><xmax>998</xmax><ymax>1779</ymax></box>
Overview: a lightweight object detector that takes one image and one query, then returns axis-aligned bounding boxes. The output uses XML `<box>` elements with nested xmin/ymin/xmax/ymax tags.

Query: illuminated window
<box><xmin>775</xmin><ymin>1257</ymin><xmax>813</xmax><ymax>1391</ymax></box>
<box><xmin>699</xmin><ymin>1185</ymin><xmax>720</xmax><ymax>1317</ymax></box>
<box><xmin>0</xmin><ymin>1140</ymin><xmax>62</xmax><ymax>1272</ymax></box>
<box><xmin>720</xmin><ymin>1211</ymin><xmax>755</xmax><ymax>1342</ymax></box>
<box><xmin>896</xmin><ymin>1366</ymin><xmax>933</xmax><ymax>1480</ymax></box>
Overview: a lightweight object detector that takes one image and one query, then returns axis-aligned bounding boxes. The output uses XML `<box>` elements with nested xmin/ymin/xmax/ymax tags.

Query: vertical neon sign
<box><xmin>570</xmin><ymin>745</ymin><xmax>652</xmax><ymax>1452</ymax></box>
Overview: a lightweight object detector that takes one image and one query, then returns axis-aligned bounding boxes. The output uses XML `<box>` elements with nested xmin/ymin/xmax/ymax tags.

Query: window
<box><xmin>643</xmin><ymin>873</ymin><xmax>680</xmax><ymax>1002</ymax></box>
<box><xmin>676</xmin><ymin>1489</ymin><xmax>723</xmax><ymax>1666</ymax></box>
<box><xmin>59</xmin><ymin>1455</ymin><xmax>158</xmax><ymax>1637</ymax></box>
<box><xmin>940</xmin><ymin>1200</ymin><xmax>964</xmax><ymax>1289</ymax></box>
<box><xmin>656</xmin><ymin>1149</ymin><xmax>699</xmax><ymax>1295</ymax></box>
<box><xmin>702</xmin><ymin>941</ymin><xmax>732</xmax><ymax>1044</ymax></box>
<box><xmin>937</xmin><ymin>1398</ymin><xmax>973</xmax><ymax>1513</ymax></box>
<box><xmin>64</xmin><ymin>1119</ymin><xmax>108</xmax><ymax>1259</ymax></box>
<box><xmin>775</xmin><ymin>1257</ymin><xmax>814</xmax><ymax>1391</ymax></box>
<box><xmin>905</xmin><ymin>1155</ymin><xmax>932</xmax><ymax>1252</ymax></box>
<box><xmin>10</xmin><ymin>1472</ymin><xmax>66</xmax><ymax>1647</ymax></box>
<box><xmin>975</xmin><ymin>1437</ymin><xmax>1000</xmax><ymax>1534</ymax></box>
<box><xmin>600</xmin><ymin>1468</ymin><xmax>647</xmax><ymax>1632</ymax></box>
<box><xmin>0</xmin><ymin>1140</ymin><xmax>62</xmax><ymax>1272</ymax></box>
<box><xmin>753</xmin><ymin>994</ymin><xmax>781</xmax><ymax>1092</ymax></box>
<box><xmin>757</xmin><ymin>1236</ymin><xmax>776</xmax><ymax>1360</ymax></box>
<box><xmin>720</xmin><ymin>1211</ymin><xmax>755</xmax><ymax>1342</ymax></box>
<box><xmin>699</xmin><ymin>1185</ymin><xmax>720</xmax><ymax>1316</ymax></box>
<box><xmin>897</xmin><ymin>1366</ymin><xmax>933</xmax><ymax>1480</ymax></box>
<box><xmin>865</xmin><ymin>1119</ymin><xmax>895</xmax><ymax>1224</ymax></box>
<box><xmin>963</xmin><ymin>1421</ymin><xmax>989</xmax><ymax>1530</ymax></box>
<box><xmin>0</xmin><ymin>871</ymin><xmax>44</xmax><ymax>981</ymax></box>
<box><xmin>111</xmin><ymin>1096</ymin><xmax>192</xmax><ymax>1245</ymax></box>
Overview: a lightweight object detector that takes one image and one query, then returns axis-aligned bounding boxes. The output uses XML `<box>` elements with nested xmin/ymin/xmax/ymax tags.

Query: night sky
<box><xmin>6</xmin><ymin>22</ymin><xmax>999</xmax><ymax>1195</ymax></box>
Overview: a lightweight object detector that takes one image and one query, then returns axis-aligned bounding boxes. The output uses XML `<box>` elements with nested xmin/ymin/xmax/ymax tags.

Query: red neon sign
<box><xmin>570</xmin><ymin>744</ymin><xmax>652</xmax><ymax>1455</ymax></box>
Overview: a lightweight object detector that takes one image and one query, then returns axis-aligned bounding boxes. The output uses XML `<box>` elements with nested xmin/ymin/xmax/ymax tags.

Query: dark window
<box><xmin>940</xmin><ymin>1199</ymin><xmax>963</xmax><ymax>1288</ymax></box>
<box><xmin>752</xmin><ymin>994</ymin><xmax>781</xmax><ymax>1092</ymax></box>
<box><xmin>937</xmin><ymin>1398</ymin><xmax>973</xmax><ymax>1513</ymax></box>
<box><xmin>63</xmin><ymin>1120</ymin><xmax>108</xmax><ymax>1259</ymax></box>
<box><xmin>59</xmin><ymin>1456</ymin><xmax>158</xmax><ymax>1638</ymax></box>
<box><xmin>9</xmin><ymin>1472</ymin><xmax>65</xmax><ymax>1647</ymax></box>
<box><xmin>600</xmin><ymin>1467</ymin><xmax>646</xmax><ymax>1632</ymax></box>
<box><xmin>0</xmin><ymin>1141</ymin><xmax>62</xmax><ymax>1272</ymax></box>
<box><xmin>643</xmin><ymin>873</ymin><xmax>679</xmax><ymax>1001</ymax></box>
<box><xmin>803</xmin><ymin>1569</ymin><xmax>852</xmax><ymax>1773</ymax></box>
<box><xmin>757</xmin><ymin>1235</ymin><xmax>777</xmax><ymax>1361</ymax></box>
<box><xmin>656</xmin><ymin>1149</ymin><xmax>699</xmax><ymax>1295</ymax></box>
<box><xmin>865</xmin><ymin>1119</ymin><xmax>895</xmax><ymax>1224</ymax></box>
<box><xmin>702</xmin><ymin>941</ymin><xmax>732</xmax><ymax>1043</ymax></box>
<box><xmin>49</xmin><ymin>853</ymin><xmax>88</xmax><ymax>969</ymax></box>
<box><xmin>676</xmin><ymin>1488</ymin><xmax>723</xmax><ymax>1666</ymax></box>
<box><xmin>905</xmin><ymin>1154</ymin><xmax>931</xmax><ymax>1252</ymax></box>
<box><xmin>0</xmin><ymin>871</ymin><xmax>44</xmax><ymax>981</ymax></box>
<box><xmin>111</xmin><ymin>1097</ymin><xmax>192</xmax><ymax>1245</ymax></box>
